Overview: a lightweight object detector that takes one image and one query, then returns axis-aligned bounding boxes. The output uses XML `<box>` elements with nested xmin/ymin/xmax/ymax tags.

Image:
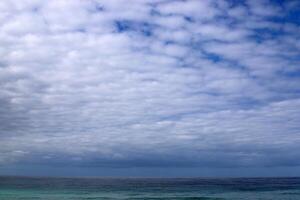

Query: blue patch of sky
<box><xmin>267</xmin><ymin>0</ymin><xmax>300</xmax><ymax>25</ymax></box>
<box><xmin>114</xmin><ymin>20</ymin><xmax>155</xmax><ymax>36</ymax></box>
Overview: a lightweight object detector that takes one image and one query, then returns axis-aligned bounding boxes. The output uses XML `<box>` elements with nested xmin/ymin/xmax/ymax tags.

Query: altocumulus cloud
<box><xmin>0</xmin><ymin>0</ymin><xmax>300</xmax><ymax>174</ymax></box>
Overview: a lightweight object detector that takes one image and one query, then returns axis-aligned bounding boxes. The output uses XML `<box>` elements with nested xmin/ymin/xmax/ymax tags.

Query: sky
<box><xmin>0</xmin><ymin>0</ymin><xmax>300</xmax><ymax>177</ymax></box>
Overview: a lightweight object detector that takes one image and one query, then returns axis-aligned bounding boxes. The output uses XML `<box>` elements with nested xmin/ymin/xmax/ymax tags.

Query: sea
<box><xmin>0</xmin><ymin>176</ymin><xmax>300</xmax><ymax>200</ymax></box>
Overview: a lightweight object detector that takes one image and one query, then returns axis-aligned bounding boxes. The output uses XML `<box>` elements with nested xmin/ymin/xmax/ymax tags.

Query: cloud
<box><xmin>0</xmin><ymin>0</ymin><xmax>299</xmax><ymax>172</ymax></box>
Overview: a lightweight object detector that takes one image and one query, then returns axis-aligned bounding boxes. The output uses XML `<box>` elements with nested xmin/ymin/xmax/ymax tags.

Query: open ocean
<box><xmin>0</xmin><ymin>176</ymin><xmax>300</xmax><ymax>200</ymax></box>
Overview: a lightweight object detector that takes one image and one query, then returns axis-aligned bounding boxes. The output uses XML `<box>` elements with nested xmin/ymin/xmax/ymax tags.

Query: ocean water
<box><xmin>0</xmin><ymin>176</ymin><xmax>300</xmax><ymax>200</ymax></box>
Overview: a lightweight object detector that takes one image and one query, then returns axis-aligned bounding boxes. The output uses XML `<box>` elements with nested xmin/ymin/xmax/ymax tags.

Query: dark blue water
<box><xmin>0</xmin><ymin>176</ymin><xmax>300</xmax><ymax>199</ymax></box>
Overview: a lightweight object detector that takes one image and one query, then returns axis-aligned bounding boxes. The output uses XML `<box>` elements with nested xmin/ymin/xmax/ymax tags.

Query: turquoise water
<box><xmin>0</xmin><ymin>177</ymin><xmax>300</xmax><ymax>199</ymax></box>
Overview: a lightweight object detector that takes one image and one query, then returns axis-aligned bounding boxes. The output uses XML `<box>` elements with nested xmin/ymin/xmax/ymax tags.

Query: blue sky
<box><xmin>0</xmin><ymin>0</ymin><xmax>300</xmax><ymax>177</ymax></box>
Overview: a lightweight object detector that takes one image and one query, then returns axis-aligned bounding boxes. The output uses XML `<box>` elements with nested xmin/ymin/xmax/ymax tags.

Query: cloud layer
<box><xmin>0</xmin><ymin>0</ymin><xmax>300</xmax><ymax>171</ymax></box>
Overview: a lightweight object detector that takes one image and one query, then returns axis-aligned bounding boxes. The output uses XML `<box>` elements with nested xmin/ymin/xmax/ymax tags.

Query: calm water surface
<box><xmin>0</xmin><ymin>176</ymin><xmax>300</xmax><ymax>199</ymax></box>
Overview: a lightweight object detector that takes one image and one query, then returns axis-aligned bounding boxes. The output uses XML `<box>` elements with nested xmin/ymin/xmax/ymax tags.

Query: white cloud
<box><xmin>0</xmin><ymin>0</ymin><xmax>299</xmax><ymax>169</ymax></box>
